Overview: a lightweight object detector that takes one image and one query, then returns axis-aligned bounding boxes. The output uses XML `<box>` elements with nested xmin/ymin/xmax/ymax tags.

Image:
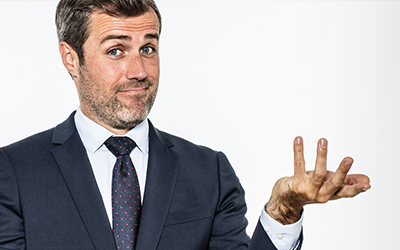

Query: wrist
<box><xmin>266</xmin><ymin>197</ymin><xmax>303</xmax><ymax>225</ymax></box>
<box><xmin>266</xmin><ymin>178</ymin><xmax>304</xmax><ymax>224</ymax></box>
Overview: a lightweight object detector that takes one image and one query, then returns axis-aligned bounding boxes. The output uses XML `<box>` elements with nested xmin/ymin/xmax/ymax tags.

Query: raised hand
<box><xmin>266</xmin><ymin>136</ymin><xmax>371</xmax><ymax>225</ymax></box>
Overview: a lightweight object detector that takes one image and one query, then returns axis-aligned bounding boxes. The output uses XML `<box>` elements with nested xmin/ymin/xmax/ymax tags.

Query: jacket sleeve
<box><xmin>249</xmin><ymin>221</ymin><xmax>303</xmax><ymax>250</ymax></box>
<box><xmin>208</xmin><ymin>152</ymin><xmax>280</xmax><ymax>250</ymax></box>
<box><xmin>0</xmin><ymin>149</ymin><xmax>25</xmax><ymax>249</ymax></box>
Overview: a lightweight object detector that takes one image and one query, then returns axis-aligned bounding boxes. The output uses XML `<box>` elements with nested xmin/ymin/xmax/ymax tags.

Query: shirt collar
<box><xmin>74</xmin><ymin>107</ymin><xmax>149</xmax><ymax>155</ymax></box>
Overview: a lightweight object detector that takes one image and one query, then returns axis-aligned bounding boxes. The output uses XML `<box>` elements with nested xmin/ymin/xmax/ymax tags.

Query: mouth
<box><xmin>119</xmin><ymin>87</ymin><xmax>148</xmax><ymax>93</ymax></box>
<box><xmin>115</xmin><ymin>81</ymin><xmax>152</xmax><ymax>95</ymax></box>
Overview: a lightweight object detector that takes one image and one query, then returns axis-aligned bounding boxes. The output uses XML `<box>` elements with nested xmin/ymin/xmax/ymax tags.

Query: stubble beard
<box><xmin>78</xmin><ymin>66</ymin><xmax>158</xmax><ymax>130</ymax></box>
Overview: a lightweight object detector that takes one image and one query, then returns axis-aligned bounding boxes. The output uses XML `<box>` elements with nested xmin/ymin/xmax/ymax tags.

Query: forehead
<box><xmin>88</xmin><ymin>10</ymin><xmax>160</xmax><ymax>40</ymax></box>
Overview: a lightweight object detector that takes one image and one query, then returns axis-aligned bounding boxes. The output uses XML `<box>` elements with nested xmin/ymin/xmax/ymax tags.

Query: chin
<box><xmin>115</xmin><ymin>110</ymin><xmax>148</xmax><ymax>128</ymax></box>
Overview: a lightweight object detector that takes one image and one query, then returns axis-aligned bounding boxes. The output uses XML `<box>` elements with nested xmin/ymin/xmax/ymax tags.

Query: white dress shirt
<box><xmin>74</xmin><ymin>108</ymin><xmax>149</xmax><ymax>227</ymax></box>
<box><xmin>74</xmin><ymin>107</ymin><xmax>302</xmax><ymax>249</ymax></box>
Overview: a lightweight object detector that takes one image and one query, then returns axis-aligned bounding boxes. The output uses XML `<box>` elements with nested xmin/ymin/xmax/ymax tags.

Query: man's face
<box><xmin>76</xmin><ymin>10</ymin><xmax>160</xmax><ymax>134</ymax></box>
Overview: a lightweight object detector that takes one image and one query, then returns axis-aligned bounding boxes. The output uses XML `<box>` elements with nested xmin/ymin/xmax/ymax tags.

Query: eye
<box><xmin>141</xmin><ymin>46</ymin><xmax>154</xmax><ymax>54</ymax></box>
<box><xmin>108</xmin><ymin>48</ymin><xmax>122</xmax><ymax>56</ymax></box>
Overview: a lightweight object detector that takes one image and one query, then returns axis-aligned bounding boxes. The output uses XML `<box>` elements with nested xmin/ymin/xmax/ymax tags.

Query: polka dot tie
<box><xmin>104</xmin><ymin>136</ymin><xmax>141</xmax><ymax>250</ymax></box>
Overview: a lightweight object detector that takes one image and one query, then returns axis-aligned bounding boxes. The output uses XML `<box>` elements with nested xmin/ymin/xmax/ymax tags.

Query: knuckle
<box><xmin>304</xmin><ymin>190</ymin><xmax>318</xmax><ymax>201</ymax></box>
<box><xmin>318</xmin><ymin>150</ymin><xmax>327</xmax><ymax>157</ymax></box>
<box><xmin>315</xmin><ymin>196</ymin><xmax>329</xmax><ymax>203</ymax></box>
<box><xmin>348</xmin><ymin>190</ymin><xmax>358</xmax><ymax>198</ymax></box>
<box><xmin>292</xmin><ymin>185</ymin><xmax>304</xmax><ymax>195</ymax></box>
<box><xmin>295</xmin><ymin>160</ymin><xmax>305</xmax><ymax>168</ymax></box>
<box><xmin>332</xmin><ymin>181</ymin><xmax>343</xmax><ymax>190</ymax></box>
<box><xmin>294</xmin><ymin>145</ymin><xmax>303</xmax><ymax>153</ymax></box>
<box><xmin>313</xmin><ymin>176</ymin><xmax>325</xmax><ymax>186</ymax></box>
<box><xmin>314</xmin><ymin>170</ymin><xmax>326</xmax><ymax>180</ymax></box>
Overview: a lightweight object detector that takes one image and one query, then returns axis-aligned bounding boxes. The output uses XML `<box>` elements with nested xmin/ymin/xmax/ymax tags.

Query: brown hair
<box><xmin>55</xmin><ymin>0</ymin><xmax>162</xmax><ymax>65</ymax></box>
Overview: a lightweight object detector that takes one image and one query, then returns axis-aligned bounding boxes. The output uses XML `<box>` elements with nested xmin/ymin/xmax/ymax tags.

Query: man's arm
<box><xmin>266</xmin><ymin>137</ymin><xmax>371</xmax><ymax>225</ymax></box>
<box><xmin>208</xmin><ymin>152</ymin><xmax>281</xmax><ymax>250</ymax></box>
<box><xmin>0</xmin><ymin>149</ymin><xmax>25</xmax><ymax>249</ymax></box>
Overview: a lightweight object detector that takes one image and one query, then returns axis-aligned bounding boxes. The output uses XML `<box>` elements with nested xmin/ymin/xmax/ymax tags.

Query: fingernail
<box><xmin>362</xmin><ymin>185</ymin><xmax>371</xmax><ymax>192</ymax></box>
<box><xmin>320</xmin><ymin>138</ymin><xmax>327</xmax><ymax>149</ymax></box>
<box><xmin>295</xmin><ymin>137</ymin><xmax>303</xmax><ymax>145</ymax></box>
<box><xmin>344</xmin><ymin>159</ymin><xmax>352</xmax><ymax>168</ymax></box>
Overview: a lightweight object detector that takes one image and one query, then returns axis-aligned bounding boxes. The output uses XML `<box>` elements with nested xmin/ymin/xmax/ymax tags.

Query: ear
<box><xmin>59</xmin><ymin>41</ymin><xmax>80</xmax><ymax>78</ymax></box>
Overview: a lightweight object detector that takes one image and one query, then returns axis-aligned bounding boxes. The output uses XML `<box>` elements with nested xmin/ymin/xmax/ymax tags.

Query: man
<box><xmin>0</xmin><ymin>0</ymin><xmax>370</xmax><ymax>249</ymax></box>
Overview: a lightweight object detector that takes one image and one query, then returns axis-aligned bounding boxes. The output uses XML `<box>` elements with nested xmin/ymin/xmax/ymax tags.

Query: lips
<box><xmin>114</xmin><ymin>80</ymin><xmax>153</xmax><ymax>93</ymax></box>
<box><xmin>120</xmin><ymin>87</ymin><xmax>148</xmax><ymax>92</ymax></box>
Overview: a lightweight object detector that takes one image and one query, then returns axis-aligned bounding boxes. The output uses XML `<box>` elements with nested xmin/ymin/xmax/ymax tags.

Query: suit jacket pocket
<box><xmin>165</xmin><ymin>206</ymin><xmax>213</xmax><ymax>226</ymax></box>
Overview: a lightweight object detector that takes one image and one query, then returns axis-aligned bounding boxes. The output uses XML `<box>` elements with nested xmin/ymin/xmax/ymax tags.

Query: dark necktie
<box><xmin>104</xmin><ymin>136</ymin><xmax>141</xmax><ymax>250</ymax></box>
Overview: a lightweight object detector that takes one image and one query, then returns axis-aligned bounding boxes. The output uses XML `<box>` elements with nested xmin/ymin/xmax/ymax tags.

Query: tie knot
<box><xmin>104</xmin><ymin>136</ymin><xmax>136</xmax><ymax>157</ymax></box>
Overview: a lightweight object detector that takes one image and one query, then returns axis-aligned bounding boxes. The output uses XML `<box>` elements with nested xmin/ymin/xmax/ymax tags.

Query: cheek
<box><xmin>145</xmin><ymin>58</ymin><xmax>160</xmax><ymax>79</ymax></box>
<box><xmin>86</xmin><ymin>60</ymin><xmax>124</xmax><ymax>86</ymax></box>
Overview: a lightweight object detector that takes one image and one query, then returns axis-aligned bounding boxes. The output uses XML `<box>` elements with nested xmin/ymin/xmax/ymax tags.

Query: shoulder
<box><xmin>1</xmin><ymin>112</ymin><xmax>76</xmax><ymax>157</ymax></box>
<box><xmin>1</xmin><ymin>127</ymin><xmax>56</xmax><ymax>164</ymax></box>
<box><xmin>153</xmin><ymin>126</ymin><xmax>221</xmax><ymax>156</ymax></box>
<box><xmin>2</xmin><ymin>127</ymin><xmax>55</xmax><ymax>152</ymax></box>
<box><xmin>150</xmin><ymin>126</ymin><xmax>232</xmax><ymax>170</ymax></box>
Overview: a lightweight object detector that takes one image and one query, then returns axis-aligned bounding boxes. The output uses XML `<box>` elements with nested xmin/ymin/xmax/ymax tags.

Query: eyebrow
<box><xmin>100</xmin><ymin>33</ymin><xmax>159</xmax><ymax>44</ymax></box>
<box><xmin>145</xmin><ymin>33</ymin><xmax>159</xmax><ymax>41</ymax></box>
<box><xmin>100</xmin><ymin>35</ymin><xmax>131</xmax><ymax>44</ymax></box>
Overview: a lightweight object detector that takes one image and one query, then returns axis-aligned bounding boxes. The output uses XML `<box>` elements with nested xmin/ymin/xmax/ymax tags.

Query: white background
<box><xmin>0</xmin><ymin>1</ymin><xmax>398</xmax><ymax>249</ymax></box>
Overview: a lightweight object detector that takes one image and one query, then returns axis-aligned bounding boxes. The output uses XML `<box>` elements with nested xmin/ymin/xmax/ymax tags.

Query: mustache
<box><xmin>113</xmin><ymin>79</ymin><xmax>153</xmax><ymax>92</ymax></box>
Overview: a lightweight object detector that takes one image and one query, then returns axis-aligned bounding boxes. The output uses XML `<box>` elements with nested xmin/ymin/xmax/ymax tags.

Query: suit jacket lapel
<box><xmin>50</xmin><ymin>113</ymin><xmax>116</xmax><ymax>250</ymax></box>
<box><xmin>135</xmin><ymin>122</ymin><xmax>180</xmax><ymax>250</ymax></box>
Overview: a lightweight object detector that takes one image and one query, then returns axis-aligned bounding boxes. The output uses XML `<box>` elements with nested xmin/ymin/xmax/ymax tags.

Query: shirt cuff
<box><xmin>259</xmin><ymin>204</ymin><xmax>303</xmax><ymax>250</ymax></box>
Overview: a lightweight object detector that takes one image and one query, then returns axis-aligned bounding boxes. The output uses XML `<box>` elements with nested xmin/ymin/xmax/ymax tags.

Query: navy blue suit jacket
<box><xmin>0</xmin><ymin>113</ymin><xmax>301</xmax><ymax>249</ymax></box>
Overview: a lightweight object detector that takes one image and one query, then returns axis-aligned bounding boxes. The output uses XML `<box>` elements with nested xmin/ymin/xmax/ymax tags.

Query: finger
<box><xmin>331</xmin><ymin>182</ymin><xmax>371</xmax><ymax>200</ymax></box>
<box><xmin>343</xmin><ymin>174</ymin><xmax>371</xmax><ymax>188</ymax></box>
<box><xmin>293</xmin><ymin>136</ymin><xmax>306</xmax><ymax>176</ymax></box>
<box><xmin>312</xmin><ymin>138</ymin><xmax>328</xmax><ymax>186</ymax></box>
<box><xmin>331</xmin><ymin>174</ymin><xmax>371</xmax><ymax>200</ymax></box>
<box><xmin>319</xmin><ymin>157</ymin><xmax>353</xmax><ymax>196</ymax></box>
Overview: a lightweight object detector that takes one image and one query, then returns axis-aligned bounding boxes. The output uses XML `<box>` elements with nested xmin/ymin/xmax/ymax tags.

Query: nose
<box><xmin>126</xmin><ymin>53</ymin><xmax>148</xmax><ymax>81</ymax></box>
